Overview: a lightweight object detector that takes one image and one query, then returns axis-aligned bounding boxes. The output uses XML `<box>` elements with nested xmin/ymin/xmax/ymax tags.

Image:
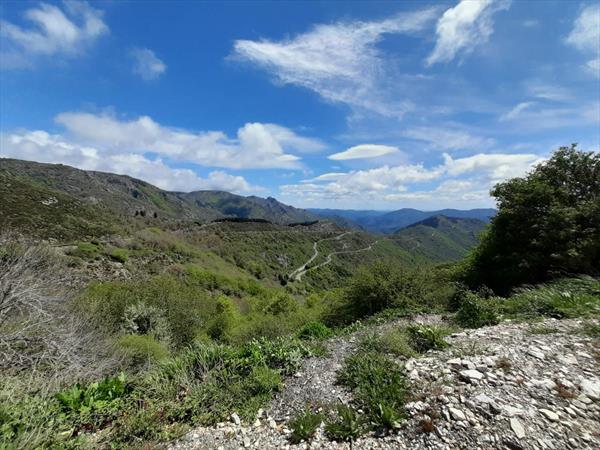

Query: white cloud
<box><xmin>403</xmin><ymin>126</ymin><xmax>495</xmax><ymax>151</ymax></box>
<box><xmin>232</xmin><ymin>8</ymin><xmax>438</xmax><ymax>116</ymax></box>
<box><xmin>131</xmin><ymin>48</ymin><xmax>166</xmax><ymax>80</ymax></box>
<box><xmin>328</xmin><ymin>144</ymin><xmax>398</xmax><ymax>160</ymax></box>
<box><xmin>0</xmin><ymin>0</ymin><xmax>108</xmax><ymax>69</ymax></box>
<box><xmin>54</xmin><ymin>111</ymin><xmax>325</xmax><ymax>169</ymax></box>
<box><xmin>426</xmin><ymin>0</ymin><xmax>510</xmax><ymax>66</ymax></box>
<box><xmin>566</xmin><ymin>5</ymin><xmax>600</xmax><ymax>78</ymax></box>
<box><xmin>0</xmin><ymin>130</ymin><xmax>258</xmax><ymax>193</ymax></box>
<box><xmin>443</xmin><ymin>152</ymin><xmax>542</xmax><ymax>182</ymax></box>
<box><xmin>525</xmin><ymin>80</ymin><xmax>573</xmax><ymax>102</ymax></box>
<box><xmin>280</xmin><ymin>151</ymin><xmax>543</xmax><ymax>207</ymax></box>
<box><xmin>499</xmin><ymin>101</ymin><xmax>535</xmax><ymax>121</ymax></box>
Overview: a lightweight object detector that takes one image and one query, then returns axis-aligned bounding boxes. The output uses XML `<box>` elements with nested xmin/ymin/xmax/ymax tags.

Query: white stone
<box><xmin>231</xmin><ymin>413</ymin><xmax>241</xmax><ymax>425</ymax></box>
<box><xmin>459</xmin><ymin>369</ymin><xmax>484</xmax><ymax>381</ymax></box>
<box><xmin>510</xmin><ymin>418</ymin><xmax>526</xmax><ymax>439</ymax></box>
<box><xmin>539</xmin><ymin>409</ymin><xmax>559</xmax><ymax>422</ymax></box>
<box><xmin>580</xmin><ymin>379</ymin><xmax>600</xmax><ymax>400</ymax></box>
<box><xmin>449</xmin><ymin>407</ymin><xmax>466</xmax><ymax>421</ymax></box>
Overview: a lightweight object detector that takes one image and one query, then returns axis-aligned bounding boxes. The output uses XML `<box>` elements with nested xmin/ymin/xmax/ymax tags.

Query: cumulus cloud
<box><xmin>328</xmin><ymin>144</ymin><xmax>398</xmax><ymax>160</ymax></box>
<box><xmin>232</xmin><ymin>7</ymin><xmax>438</xmax><ymax>116</ymax></box>
<box><xmin>0</xmin><ymin>0</ymin><xmax>108</xmax><ymax>69</ymax></box>
<box><xmin>131</xmin><ymin>47</ymin><xmax>166</xmax><ymax>80</ymax></box>
<box><xmin>0</xmin><ymin>131</ymin><xmax>257</xmax><ymax>193</ymax></box>
<box><xmin>403</xmin><ymin>126</ymin><xmax>496</xmax><ymax>151</ymax></box>
<box><xmin>566</xmin><ymin>4</ymin><xmax>600</xmax><ymax>78</ymax></box>
<box><xmin>54</xmin><ymin>111</ymin><xmax>325</xmax><ymax>169</ymax></box>
<box><xmin>426</xmin><ymin>0</ymin><xmax>510</xmax><ymax>66</ymax></box>
<box><xmin>280</xmin><ymin>151</ymin><xmax>542</xmax><ymax>207</ymax></box>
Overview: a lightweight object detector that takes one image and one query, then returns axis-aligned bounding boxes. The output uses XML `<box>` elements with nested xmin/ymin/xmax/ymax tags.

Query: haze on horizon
<box><xmin>1</xmin><ymin>0</ymin><xmax>599</xmax><ymax>210</ymax></box>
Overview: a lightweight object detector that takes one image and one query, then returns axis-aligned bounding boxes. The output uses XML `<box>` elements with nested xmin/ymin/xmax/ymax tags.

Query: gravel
<box><xmin>170</xmin><ymin>317</ymin><xmax>600</xmax><ymax>450</ymax></box>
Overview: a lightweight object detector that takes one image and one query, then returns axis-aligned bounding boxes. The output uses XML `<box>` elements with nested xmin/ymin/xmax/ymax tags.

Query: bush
<box><xmin>117</xmin><ymin>334</ymin><xmax>169</xmax><ymax>367</ymax></box>
<box><xmin>406</xmin><ymin>325</ymin><xmax>450</xmax><ymax>353</ymax></box>
<box><xmin>461</xmin><ymin>145</ymin><xmax>600</xmax><ymax>294</ymax></box>
<box><xmin>246</xmin><ymin>366</ymin><xmax>281</xmax><ymax>395</ymax></box>
<box><xmin>288</xmin><ymin>409</ymin><xmax>323</xmax><ymax>444</ymax></box>
<box><xmin>296</xmin><ymin>321</ymin><xmax>332</xmax><ymax>340</ymax></box>
<box><xmin>359</xmin><ymin>330</ymin><xmax>415</xmax><ymax>359</ymax></box>
<box><xmin>107</xmin><ymin>247</ymin><xmax>129</xmax><ymax>263</ymax></box>
<box><xmin>454</xmin><ymin>293</ymin><xmax>499</xmax><ymax>328</ymax></box>
<box><xmin>122</xmin><ymin>302</ymin><xmax>172</xmax><ymax>345</ymax></box>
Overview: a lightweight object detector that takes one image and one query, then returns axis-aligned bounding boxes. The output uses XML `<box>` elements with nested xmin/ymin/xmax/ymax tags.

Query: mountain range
<box><xmin>0</xmin><ymin>158</ymin><xmax>316</xmax><ymax>239</ymax></box>
<box><xmin>308</xmin><ymin>207</ymin><xmax>496</xmax><ymax>234</ymax></box>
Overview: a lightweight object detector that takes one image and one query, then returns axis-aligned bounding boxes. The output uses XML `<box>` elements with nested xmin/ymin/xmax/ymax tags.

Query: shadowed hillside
<box><xmin>390</xmin><ymin>215</ymin><xmax>487</xmax><ymax>261</ymax></box>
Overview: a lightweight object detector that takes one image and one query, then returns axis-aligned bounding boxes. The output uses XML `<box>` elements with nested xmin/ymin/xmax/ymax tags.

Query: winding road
<box><xmin>288</xmin><ymin>232</ymin><xmax>379</xmax><ymax>281</ymax></box>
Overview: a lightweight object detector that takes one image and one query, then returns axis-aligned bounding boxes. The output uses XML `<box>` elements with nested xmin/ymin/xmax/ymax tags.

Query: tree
<box><xmin>462</xmin><ymin>145</ymin><xmax>600</xmax><ymax>294</ymax></box>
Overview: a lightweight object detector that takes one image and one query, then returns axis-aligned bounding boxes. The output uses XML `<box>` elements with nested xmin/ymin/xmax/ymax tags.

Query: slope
<box><xmin>390</xmin><ymin>215</ymin><xmax>487</xmax><ymax>261</ymax></box>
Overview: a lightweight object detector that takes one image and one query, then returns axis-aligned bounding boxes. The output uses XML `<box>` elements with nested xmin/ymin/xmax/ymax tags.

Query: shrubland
<box><xmin>1</xmin><ymin>146</ymin><xmax>598</xmax><ymax>448</ymax></box>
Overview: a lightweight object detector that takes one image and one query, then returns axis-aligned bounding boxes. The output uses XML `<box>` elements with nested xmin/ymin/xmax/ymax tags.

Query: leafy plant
<box><xmin>406</xmin><ymin>324</ymin><xmax>450</xmax><ymax>353</ymax></box>
<box><xmin>324</xmin><ymin>404</ymin><xmax>364</xmax><ymax>442</ymax></box>
<box><xmin>454</xmin><ymin>293</ymin><xmax>499</xmax><ymax>328</ymax></box>
<box><xmin>296</xmin><ymin>321</ymin><xmax>332</xmax><ymax>340</ymax></box>
<box><xmin>288</xmin><ymin>409</ymin><xmax>323</xmax><ymax>444</ymax></box>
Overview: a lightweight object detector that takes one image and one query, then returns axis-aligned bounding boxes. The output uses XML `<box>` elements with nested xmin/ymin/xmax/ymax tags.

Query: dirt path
<box><xmin>287</xmin><ymin>232</ymin><xmax>352</xmax><ymax>281</ymax></box>
<box><xmin>267</xmin><ymin>314</ymin><xmax>442</xmax><ymax>421</ymax></box>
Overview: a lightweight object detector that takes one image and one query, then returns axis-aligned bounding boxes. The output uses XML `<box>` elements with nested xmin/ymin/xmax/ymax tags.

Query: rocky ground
<box><xmin>170</xmin><ymin>317</ymin><xmax>600</xmax><ymax>450</ymax></box>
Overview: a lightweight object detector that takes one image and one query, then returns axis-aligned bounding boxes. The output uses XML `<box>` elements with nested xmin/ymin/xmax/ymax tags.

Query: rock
<box><xmin>502</xmin><ymin>405</ymin><xmax>524</xmax><ymax>417</ymax></box>
<box><xmin>447</xmin><ymin>358</ymin><xmax>462</xmax><ymax>367</ymax></box>
<box><xmin>580</xmin><ymin>379</ymin><xmax>600</xmax><ymax>400</ymax></box>
<box><xmin>243</xmin><ymin>437</ymin><xmax>251</xmax><ymax>448</ymax></box>
<box><xmin>474</xmin><ymin>393</ymin><xmax>494</xmax><ymax>404</ymax></box>
<box><xmin>231</xmin><ymin>413</ymin><xmax>241</xmax><ymax>425</ymax></box>
<box><xmin>459</xmin><ymin>369</ymin><xmax>484</xmax><ymax>382</ymax></box>
<box><xmin>510</xmin><ymin>418</ymin><xmax>526</xmax><ymax>439</ymax></box>
<box><xmin>539</xmin><ymin>409</ymin><xmax>559</xmax><ymax>422</ymax></box>
<box><xmin>449</xmin><ymin>407</ymin><xmax>466</xmax><ymax>421</ymax></box>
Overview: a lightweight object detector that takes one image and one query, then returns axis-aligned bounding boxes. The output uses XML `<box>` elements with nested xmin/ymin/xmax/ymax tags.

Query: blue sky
<box><xmin>1</xmin><ymin>0</ymin><xmax>598</xmax><ymax>210</ymax></box>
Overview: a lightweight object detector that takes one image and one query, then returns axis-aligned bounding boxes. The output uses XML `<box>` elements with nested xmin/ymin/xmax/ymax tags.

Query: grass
<box><xmin>336</xmin><ymin>351</ymin><xmax>407</xmax><ymax>433</ymax></box>
<box><xmin>288</xmin><ymin>409</ymin><xmax>323</xmax><ymax>444</ymax></box>
<box><xmin>359</xmin><ymin>324</ymin><xmax>452</xmax><ymax>358</ymax></box>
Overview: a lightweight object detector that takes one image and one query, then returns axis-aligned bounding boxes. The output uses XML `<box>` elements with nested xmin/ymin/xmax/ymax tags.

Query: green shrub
<box><xmin>359</xmin><ymin>330</ymin><xmax>415</xmax><ymax>358</ymax></box>
<box><xmin>406</xmin><ymin>324</ymin><xmax>450</xmax><ymax>353</ymax></box>
<box><xmin>117</xmin><ymin>334</ymin><xmax>169</xmax><ymax>367</ymax></box>
<box><xmin>207</xmin><ymin>296</ymin><xmax>241</xmax><ymax>341</ymax></box>
<box><xmin>69</xmin><ymin>241</ymin><xmax>103</xmax><ymax>259</ymax></box>
<box><xmin>454</xmin><ymin>293</ymin><xmax>499</xmax><ymax>328</ymax></box>
<box><xmin>122</xmin><ymin>302</ymin><xmax>172</xmax><ymax>345</ymax></box>
<box><xmin>324</xmin><ymin>404</ymin><xmax>364</xmax><ymax>442</ymax></box>
<box><xmin>107</xmin><ymin>247</ymin><xmax>129</xmax><ymax>263</ymax></box>
<box><xmin>296</xmin><ymin>321</ymin><xmax>332</xmax><ymax>340</ymax></box>
<box><xmin>288</xmin><ymin>409</ymin><xmax>323</xmax><ymax>444</ymax></box>
<box><xmin>246</xmin><ymin>366</ymin><xmax>282</xmax><ymax>395</ymax></box>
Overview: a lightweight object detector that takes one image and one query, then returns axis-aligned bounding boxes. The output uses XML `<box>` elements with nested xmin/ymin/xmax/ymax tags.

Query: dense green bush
<box><xmin>117</xmin><ymin>334</ymin><xmax>169</xmax><ymax>367</ymax></box>
<box><xmin>296</xmin><ymin>321</ymin><xmax>332</xmax><ymax>340</ymax></box>
<box><xmin>454</xmin><ymin>292</ymin><xmax>499</xmax><ymax>328</ymax></box>
<box><xmin>461</xmin><ymin>145</ymin><xmax>600</xmax><ymax>294</ymax></box>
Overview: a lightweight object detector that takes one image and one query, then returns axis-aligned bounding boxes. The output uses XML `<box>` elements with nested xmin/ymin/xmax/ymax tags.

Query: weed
<box><xmin>406</xmin><ymin>324</ymin><xmax>450</xmax><ymax>353</ymax></box>
<box><xmin>288</xmin><ymin>409</ymin><xmax>323</xmax><ymax>444</ymax></box>
<box><xmin>296</xmin><ymin>321</ymin><xmax>332</xmax><ymax>340</ymax></box>
<box><xmin>528</xmin><ymin>325</ymin><xmax>558</xmax><ymax>335</ymax></box>
<box><xmin>324</xmin><ymin>404</ymin><xmax>364</xmax><ymax>442</ymax></box>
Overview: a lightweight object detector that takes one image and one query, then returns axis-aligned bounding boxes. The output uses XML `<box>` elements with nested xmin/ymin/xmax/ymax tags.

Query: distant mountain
<box><xmin>310</xmin><ymin>207</ymin><xmax>495</xmax><ymax>234</ymax></box>
<box><xmin>0</xmin><ymin>158</ymin><xmax>317</xmax><ymax>238</ymax></box>
<box><xmin>391</xmin><ymin>215</ymin><xmax>488</xmax><ymax>261</ymax></box>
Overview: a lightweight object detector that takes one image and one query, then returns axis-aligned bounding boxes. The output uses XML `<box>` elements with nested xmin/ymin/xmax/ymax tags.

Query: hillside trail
<box><xmin>289</xmin><ymin>232</ymin><xmax>379</xmax><ymax>281</ymax></box>
<box><xmin>287</xmin><ymin>231</ymin><xmax>352</xmax><ymax>281</ymax></box>
<box><xmin>267</xmin><ymin>313</ymin><xmax>442</xmax><ymax>421</ymax></box>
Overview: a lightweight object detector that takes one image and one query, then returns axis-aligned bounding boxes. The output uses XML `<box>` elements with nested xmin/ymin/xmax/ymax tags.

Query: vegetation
<box><xmin>288</xmin><ymin>409</ymin><xmax>324</xmax><ymax>444</ymax></box>
<box><xmin>461</xmin><ymin>145</ymin><xmax>600</xmax><ymax>294</ymax></box>
<box><xmin>336</xmin><ymin>351</ymin><xmax>407</xmax><ymax>433</ymax></box>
